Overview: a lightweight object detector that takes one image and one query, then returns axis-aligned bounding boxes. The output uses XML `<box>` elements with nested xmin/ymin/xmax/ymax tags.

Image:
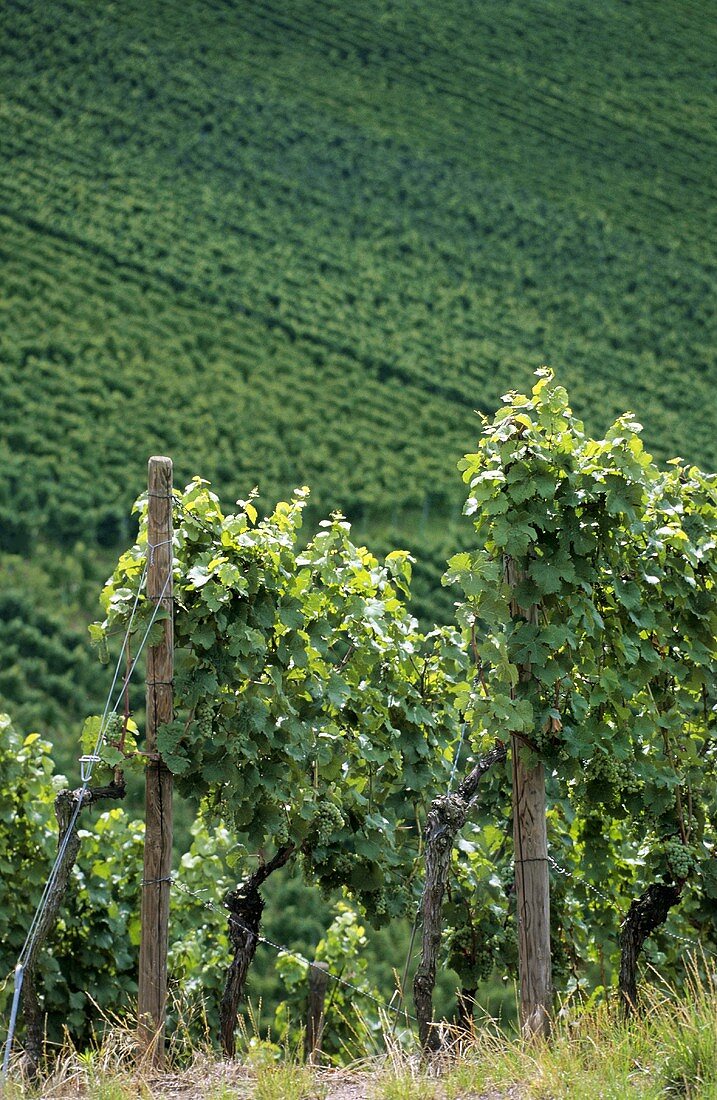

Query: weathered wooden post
<box><xmin>138</xmin><ymin>456</ymin><xmax>174</xmax><ymax>1064</ymax></box>
<box><xmin>305</xmin><ymin>962</ymin><xmax>329</xmax><ymax>1063</ymax></box>
<box><xmin>505</xmin><ymin>556</ymin><xmax>551</xmax><ymax>1038</ymax></box>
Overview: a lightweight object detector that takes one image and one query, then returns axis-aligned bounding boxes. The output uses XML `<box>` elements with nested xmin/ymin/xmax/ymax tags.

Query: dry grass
<box><xmin>6</xmin><ymin>966</ymin><xmax>717</xmax><ymax>1099</ymax></box>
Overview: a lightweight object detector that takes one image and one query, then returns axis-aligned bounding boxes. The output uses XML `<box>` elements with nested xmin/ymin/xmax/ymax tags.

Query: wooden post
<box><xmin>512</xmin><ymin>742</ymin><xmax>551</xmax><ymax>1037</ymax></box>
<box><xmin>305</xmin><ymin>962</ymin><xmax>329</xmax><ymax>1064</ymax></box>
<box><xmin>505</xmin><ymin>557</ymin><xmax>551</xmax><ymax>1039</ymax></box>
<box><xmin>138</xmin><ymin>456</ymin><xmax>174</xmax><ymax>1064</ymax></box>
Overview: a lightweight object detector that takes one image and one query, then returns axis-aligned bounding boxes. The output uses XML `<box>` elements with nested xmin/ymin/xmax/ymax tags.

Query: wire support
<box><xmin>147</xmin><ymin>537</ymin><xmax>174</xmax><ymax>566</ymax></box>
<box><xmin>2</xmin><ymin>562</ymin><xmax>171</xmax><ymax>1079</ymax></box>
<box><xmin>1</xmin><ymin>967</ymin><xmax>24</xmax><ymax>1079</ymax></box>
<box><xmin>391</xmin><ymin>906</ymin><xmax>421</xmax><ymax>1035</ymax></box>
<box><xmin>547</xmin><ymin>855</ymin><xmax>717</xmax><ymax>961</ymax></box>
<box><xmin>447</xmin><ymin>723</ymin><xmax>468</xmax><ymax>792</ymax></box>
<box><xmin>659</xmin><ymin>927</ymin><xmax>716</xmax><ymax>956</ymax></box>
<box><xmin>547</xmin><ymin>855</ymin><xmax>618</xmax><ymax>909</ymax></box>
<box><xmin>168</xmin><ymin>876</ymin><xmax>418</xmax><ymax>1023</ymax></box>
<box><xmin>12</xmin><ymin>564</ymin><xmax>148</xmax><ymax>971</ymax></box>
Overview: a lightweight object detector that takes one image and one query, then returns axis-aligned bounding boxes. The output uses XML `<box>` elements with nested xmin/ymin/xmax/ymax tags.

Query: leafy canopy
<box><xmin>95</xmin><ymin>482</ymin><xmax>466</xmax><ymax>919</ymax></box>
<box><xmin>445</xmin><ymin>369</ymin><xmax>717</xmax><ymax>984</ymax></box>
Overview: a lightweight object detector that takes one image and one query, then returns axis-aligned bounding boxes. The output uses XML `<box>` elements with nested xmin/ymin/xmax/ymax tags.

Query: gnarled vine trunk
<box><xmin>619</xmin><ymin>881</ymin><xmax>682</xmax><ymax>1016</ymax></box>
<box><xmin>219</xmin><ymin>844</ymin><xmax>295</xmax><ymax>1057</ymax></box>
<box><xmin>413</xmin><ymin>743</ymin><xmax>507</xmax><ymax>1054</ymax></box>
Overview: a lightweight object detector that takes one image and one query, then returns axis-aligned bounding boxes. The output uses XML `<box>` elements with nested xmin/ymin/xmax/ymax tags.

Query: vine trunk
<box><xmin>413</xmin><ymin>743</ymin><xmax>507</xmax><ymax>1053</ymax></box>
<box><xmin>619</xmin><ymin>881</ymin><xmax>682</xmax><ymax>1016</ymax></box>
<box><xmin>219</xmin><ymin>845</ymin><xmax>295</xmax><ymax>1057</ymax></box>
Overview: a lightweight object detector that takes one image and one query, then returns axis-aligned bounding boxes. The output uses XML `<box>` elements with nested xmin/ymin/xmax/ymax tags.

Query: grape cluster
<box><xmin>195</xmin><ymin>701</ymin><xmax>214</xmax><ymax>740</ymax></box>
<box><xmin>273</xmin><ymin>815</ymin><xmax>291</xmax><ymax>846</ymax></box>
<box><xmin>309</xmin><ymin>848</ymin><xmax>412</xmax><ymax>926</ymax></box>
<box><xmin>662</xmin><ymin>838</ymin><xmax>695</xmax><ymax>881</ymax></box>
<box><xmin>309</xmin><ymin>849</ymin><xmax>352</xmax><ymax>888</ymax></box>
<box><xmin>357</xmin><ymin>881</ymin><xmax>411</xmax><ymax>924</ymax></box>
<box><xmin>577</xmin><ymin>750</ymin><xmax>641</xmax><ymax>810</ymax></box>
<box><xmin>447</xmin><ymin>926</ymin><xmax>495</xmax><ymax>982</ymax></box>
<box><xmin>104</xmin><ymin>712</ymin><xmax>123</xmax><ymax>742</ymax></box>
<box><xmin>310</xmin><ymin>801</ymin><xmax>345</xmax><ymax>845</ymax></box>
<box><xmin>369</xmin><ymin>887</ymin><xmax>389</xmax><ymax>919</ymax></box>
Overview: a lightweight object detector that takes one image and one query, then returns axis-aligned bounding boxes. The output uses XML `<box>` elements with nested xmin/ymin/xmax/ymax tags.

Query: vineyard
<box><xmin>2</xmin><ymin>374</ymin><xmax>717</xmax><ymax>1100</ymax></box>
<box><xmin>1</xmin><ymin>0</ymin><xmax>717</xmax><ymax>771</ymax></box>
<box><xmin>2</xmin><ymin>0</ymin><xmax>717</xmax><ymax>1094</ymax></box>
<box><xmin>3</xmin><ymin>0</ymin><xmax>716</xmax><ymax>543</ymax></box>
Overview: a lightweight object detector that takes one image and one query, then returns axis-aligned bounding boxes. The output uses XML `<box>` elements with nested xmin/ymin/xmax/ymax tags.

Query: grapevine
<box><xmin>445</xmin><ymin>369</ymin><xmax>717</xmax><ymax>1003</ymax></box>
<box><xmin>94</xmin><ymin>479</ymin><xmax>465</xmax><ymax>943</ymax></box>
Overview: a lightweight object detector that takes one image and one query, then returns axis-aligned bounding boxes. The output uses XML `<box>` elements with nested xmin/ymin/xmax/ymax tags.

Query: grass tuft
<box><xmin>253</xmin><ymin>1063</ymin><xmax>323</xmax><ymax>1100</ymax></box>
<box><xmin>372</xmin><ymin>1067</ymin><xmax>439</xmax><ymax>1100</ymax></box>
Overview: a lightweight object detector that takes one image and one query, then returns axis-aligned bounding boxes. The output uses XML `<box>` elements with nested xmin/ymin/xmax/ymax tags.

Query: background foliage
<box><xmin>0</xmin><ymin>713</ymin><xmax>143</xmax><ymax>1045</ymax></box>
<box><xmin>1</xmin><ymin>0</ymin><xmax>716</xmax><ymax>1055</ymax></box>
<box><xmin>1</xmin><ymin>0</ymin><xmax>716</xmax><ymax>772</ymax></box>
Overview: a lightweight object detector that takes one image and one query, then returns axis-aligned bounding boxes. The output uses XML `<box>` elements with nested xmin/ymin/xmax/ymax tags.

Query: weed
<box><xmin>372</xmin><ymin>1068</ymin><xmax>439</xmax><ymax>1100</ymax></box>
<box><xmin>253</xmin><ymin>1063</ymin><xmax>323</xmax><ymax>1100</ymax></box>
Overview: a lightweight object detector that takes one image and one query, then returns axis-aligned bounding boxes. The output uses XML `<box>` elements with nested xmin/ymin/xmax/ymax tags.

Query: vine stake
<box><xmin>505</xmin><ymin>557</ymin><xmax>552</xmax><ymax>1039</ymax></box>
<box><xmin>138</xmin><ymin>456</ymin><xmax>174</xmax><ymax>1066</ymax></box>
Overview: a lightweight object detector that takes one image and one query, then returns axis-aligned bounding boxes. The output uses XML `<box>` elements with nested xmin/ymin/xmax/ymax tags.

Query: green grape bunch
<box><xmin>195</xmin><ymin>701</ymin><xmax>215</xmax><ymax>740</ymax></box>
<box><xmin>309</xmin><ymin>801</ymin><xmax>345</xmax><ymax>846</ymax></box>
<box><xmin>446</xmin><ymin>923</ymin><xmax>496</xmax><ymax>983</ymax></box>
<box><xmin>662</xmin><ymin>838</ymin><xmax>696</xmax><ymax>883</ymax></box>
<box><xmin>272</xmin><ymin>812</ymin><xmax>291</xmax><ymax>847</ymax></box>
<box><xmin>103</xmin><ymin>712</ymin><xmax>123</xmax><ymax>745</ymax></box>
<box><xmin>576</xmin><ymin>750</ymin><xmax>641</xmax><ymax>812</ymax></box>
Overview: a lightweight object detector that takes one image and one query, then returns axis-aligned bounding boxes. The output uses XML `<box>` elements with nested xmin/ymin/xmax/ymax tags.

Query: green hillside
<box><xmin>1</xmin><ymin>0</ymin><xmax>716</xmax><ymax>756</ymax></box>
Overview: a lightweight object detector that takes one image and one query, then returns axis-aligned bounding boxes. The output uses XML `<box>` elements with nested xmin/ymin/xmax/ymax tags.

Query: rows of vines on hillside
<box><xmin>2</xmin><ymin>5</ymin><xmax>715</xmax><ymax>551</ymax></box>
<box><xmin>2</xmin><ymin>0</ymin><xmax>715</xmax><ymax>783</ymax></box>
<box><xmin>5</xmin><ymin>372</ymin><xmax>717</xmax><ymax>1063</ymax></box>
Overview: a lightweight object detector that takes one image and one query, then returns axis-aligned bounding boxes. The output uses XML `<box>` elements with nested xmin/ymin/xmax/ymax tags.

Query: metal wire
<box><xmin>11</xmin><ymin>562</ymin><xmax>148</xmax><ymax>973</ymax></box>
<box><xmin>167</xmin><ymin>875</ymin><xmax>419</xmax><ymax>1023</ymax></box>
<box><xmin>548</xmin><ymin>854</ymin><xmax>717</xmax><ymax>960</ymax></box>
<box><xmin>447</xmin><ymin>723</ymin><xmax>468</xmax><ymax>792</ymax></box>
<box><xmin>1</xmin><ymin>546</ymin><xmax>172</xmax><ymax>1078</ymax></box>
<box><xmin>548</xmin><ymin>854</ymin><xmax>619</xmax><ymax>910</ymax></box>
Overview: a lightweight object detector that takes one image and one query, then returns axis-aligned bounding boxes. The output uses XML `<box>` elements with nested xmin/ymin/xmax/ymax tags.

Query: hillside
<box><xmin>1</xmin><ymin>0</ymin><xmax>716</xmax><ymax>754</ymax></box>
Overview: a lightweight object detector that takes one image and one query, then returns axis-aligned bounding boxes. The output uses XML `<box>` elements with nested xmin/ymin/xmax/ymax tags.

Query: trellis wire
<box><xmin>13</xmin><ymin>563</ymin><xmax>148</xmax><ymax>962</ymax></box>
<box><xmin>1</xmin><ymin>542</ymin><xmax>172</xmax><ymax>1079</ymax></box>
<box><xmin>150</xmin><ymin>874</ymin><xmax>419</xmax><ymax>1025</ymax></box>
<box><xmin>548</xmin><ymin>854</ymin><xmax>617</xmax><ymax>910</ymax></box>
<box><xmin>391</xmin><ymin>906</ymin><xmax>421</xmax><ymax>1035</ymax></box>
<box><xmin>447</xmin><ymin>722</ymin><xmax>468</xmax><ymax>791</ymax></box>
<box><xmin>548</xmin><ymin>854</ymin><xmax>717</xmax><ymax>961</ymax></box>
